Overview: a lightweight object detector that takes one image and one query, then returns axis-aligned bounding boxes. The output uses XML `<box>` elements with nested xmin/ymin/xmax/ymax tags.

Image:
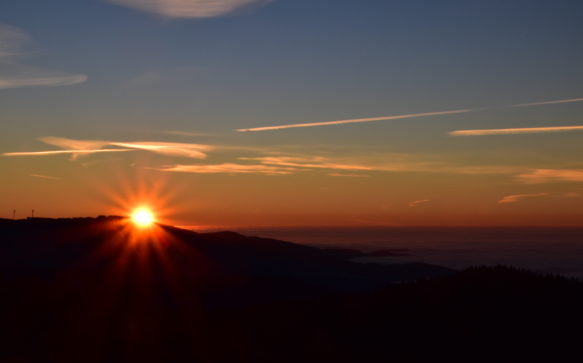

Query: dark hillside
<box><xmin>0</xmin><ymin>218</ymin><xmax>581</xmax><ymax>362</ymax></box>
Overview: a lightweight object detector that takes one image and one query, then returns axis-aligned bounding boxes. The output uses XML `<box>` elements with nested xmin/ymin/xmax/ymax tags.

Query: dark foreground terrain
<box><xmin>0</xmin><ymin>217</ymin><xmax>582</xmax><ymax>362</ymax></box>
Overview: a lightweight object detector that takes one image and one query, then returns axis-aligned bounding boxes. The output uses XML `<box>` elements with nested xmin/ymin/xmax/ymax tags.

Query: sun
<box><xmin>131</xmin><ymin>207</ymin><xmax>156</xmax><ymax>228</ymax></box>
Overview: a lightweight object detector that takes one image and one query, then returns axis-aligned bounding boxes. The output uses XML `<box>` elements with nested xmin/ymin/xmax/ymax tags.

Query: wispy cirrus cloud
<box><xmin>108</xmin><ymin>0</ymin><xmax>270</xmax><ymax>18</ymax></box>
<box><xmin>0</xmin><ymin>74</ymin><xmax>87</xmax><ymax>89</ymax></box>
<box><xmin>110</xmin><ymin>142</ymin><xmax>212</xmax><ymax>158</ymax></box>
<box><xmin>328</xmin><ymin>173</ymin><xmax>371</xmax><ymax>178</ymax></box>
<box><xmin>498</xmin><ymin>193</ymin><xmax>549</xmax><ymax>204</ymax></box>
<box><xmin>237</xmin><ymin>97</ymin><xmax>583</xmax><ymax>132</ymax></box>
<box><xmin>243</xmin><ymin>155</ymin><xmax>524</xmax><ymax>175</ymax></box>
<box><xmin>0</xmin><ymin>25</ymin><xmax>27</xmax><ymax>57</ymax></box>
<box><xmin>161</xmin><ymin>130</ymin><xmax>212</xmax><ymax>137</ymax></box>
<box><xmin>4</xmin><ymin>149</ymin><xmax>130</xmax><ymax>157</ymax></box>
<box><xmin>242</xmin><ymin>156</ymin><xmax>378</xmax><ymax>171</ymax></box>
<box><xmin>0</xmin><ymin>25</ymin><xmax>87</xmax><ymax>90</ymax></box>
<box><xmin>516</xmin><ymin>169</ymin><xmax>583</xmax><ymax>184</ymax></box>
<box><xmin>29</xmin><ymin>174</ymin><xmax>61</xmax><ymax>181</ymax></box>
<box><xmin>450</xmin><ymin>125</ymin><xmax>583</xmax><ymax>136</ymax></box>
<box><xmin>154</xmin><ymin>153</ymin><xmax>526</xmax><ymax>178</ymax></box>
<box><xmin>5</xmin><ymin>136</ymin><xmax>532</xmax><ymax>179</ymax></box>
<box><xmin>40</xmin><ymin>137</ymin><xmax>109</xmax><ymax>150</ymax></box>
<box><xmin>2</xmin><ymin>136</ymin><xmax>213</xmax><ymax>159</ymax></box>
<box><xmin>409</xmin><ymin>199</ymin><xmax>429</xmax><ymax>207</ymax></box>
<box><xmin>156</xmin><ymin>163</ymin><xmax>292</xmax><ymax>175</ymax></box>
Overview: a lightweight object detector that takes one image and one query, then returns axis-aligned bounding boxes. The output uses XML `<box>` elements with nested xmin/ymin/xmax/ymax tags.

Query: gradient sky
<box><xmin>1</xmin><ymin>0</ymin><xmax>583</xmax><ymax>226</ymax></box>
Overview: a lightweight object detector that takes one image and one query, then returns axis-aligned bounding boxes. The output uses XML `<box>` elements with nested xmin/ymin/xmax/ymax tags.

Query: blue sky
<box><xmin>1</xmin><ymin>0</ymin><xmax>583</xmax><ymax>225</ymax></box>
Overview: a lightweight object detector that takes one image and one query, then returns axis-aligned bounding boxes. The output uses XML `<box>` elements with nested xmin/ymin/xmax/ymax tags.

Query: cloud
<box><xmin>29</xmin><ymin>174</ymin><xmax>61</xmax><ymax>180</ymax></box>
<box><xmin>40</xmin><ymin>136</ymin><xmax>109</xmax><ymax>150</ymax></box>
<box><xmin>110</xmin><ymin>141</ymin><xmax>212</xmax><ymax>158</ymax></box>
<box><xmin>156</xmin><ymin>163</ymin><xmax>292</xmax><ymax>174</ymax></box>
<box><xmin>0</xmin><ymin>75</ymin><xmax>87</xmax><ymax>89</ymax></box>
<box><xmin>450</xmin><ymin>125</ymin><xmax>583</xmax><ymax>136</ymax></box>
<box><xmin>451</xmin><ymin>165</ymin><xmax>527</xmax><ymax>175</ymax></box>
<box><xmin>0</xmin><ymin>25</ymin><xmax>29</xmax><ymax>57</ymax></box>
<box><xmin>152</xmin><ymin>153</ymin><xmax>524</xmax><ymax>177</ymax></box>
<box><xmin>5</xmin><ymin>137</ymin><xmax>528</xmax><ymax>180</ymax></box>
<box><xmin>328</xmin><ymin>173</ymin><xmax>371</xmax><ymax>178</ymax></box>
<box><xmin>243</xmin><ymin>155</ymin><xmax>524</xmax><ymax>175</ymax></box>
<box><xmin>0</xmin><ymin>25</ymin><xmax>87</xmax><ymax>90</ymax></box>
<box><xmin>108</xmin><ymin>0</ymin><xmax>270</xmax><ymax>18</ymax></box>
<box><xmin>516</xmin><ymin>169</ymin><xmax>583</xmax><ymax>184</ymax></box>
<box><xmin>409</xmin><ymin>199</ymin><xmax>429</xmax><ymax>207</ymax></box>
<box><xmin>498</xmin><ymin>193</ymin><xmax>549</xmax><ymax>204</ymax></box>
<box><xmin>242</xmin><ymin>156</ymin><xmax>378</xmax><ymax>171</ymax></box>
<box><xmin>237</xmin><ymin>97</ymin><xmax>583</xmax><ymax>132</ymax></box>
<box><xmin>3</xmin><ymin>137</ymin><xmax>213</xmax><ymax>159</ymax></box>
<box><xmin>162</xmin><ymin>130</ymin><xmax>212</xmax><ymax>137</ymax></box>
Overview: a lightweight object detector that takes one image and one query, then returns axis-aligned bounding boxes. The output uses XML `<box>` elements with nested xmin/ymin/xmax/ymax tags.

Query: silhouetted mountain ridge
<box><xmin>0</xmin><ymin>217</ymin><xmax>453</xmax><ymax>295</ymax></box>
<box><xmin>1</xmin><ymin>217</ymin><xmax>582</xmax><ymax>362</ymax></box>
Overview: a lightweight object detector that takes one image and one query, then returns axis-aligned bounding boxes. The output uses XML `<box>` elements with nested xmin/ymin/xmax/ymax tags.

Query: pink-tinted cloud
<box><xmin>40</xmin><ymin>136</ymin><xmax>109</xmax><ymax>150</ymax></box>
<box><xmin>156</xmin><ymin>163</ymin><xmax>293</xmax><ymax>175</ymax></box>
<box><xmin>498</xmin><ymin>193</ymin><xmax>549</xmax><ymax>204</ymax></box>
<box><xmin>3</xmin><ymin>137</ymin><xmax>213</xmax><ymax>160</ymax></box>
<box><xmin>450</xmin><ymin>125</ymin><xmax>583</xmax><ymax>136</ymax></box>
<box><xmin>516</xmin><ymin>169</ymin><xmax>583</xmax><ymax>184</ymax></box>
<box><xmin>409</xmin><ymin>199</ymin><xmax>429</xmax><ymax>207</ymax></box>
<box><xmin>243</xmin><ymin>156</ymin><xmax>377</xmax><ymax>171</ymax></box>
<box><xmin>110</xmin><ymin>141</ymin><xmax>212</xmax><ymax>159</ymax></box>
<box><xmin>29</xmin><ymin>174</ymin><xmax>61</xmax><ymax>180</ymax></box>
<box><xmin>108</xmin><ymin>0</ymin><xmax>270</xmax><ymax>18</ymax></box>
<box><xmin>244</xmin><ymin>155</ymin><xmax>523</xmax><ymax>175</ymax></box>
<box><xmin>328</xmin><ymin>173</ymin><xmax>371</xmax><ymax>178</ymax></box>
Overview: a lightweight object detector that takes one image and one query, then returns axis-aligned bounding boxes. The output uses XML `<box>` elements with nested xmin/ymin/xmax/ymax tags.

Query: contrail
<box><xmin>237</xmin><ymin>109</ymin><xmax>472</xmax><ymax>132</ymax></box>
<box><xmin>237</xmin><ymin>97</ymin><xmax>583</xmax><ymax>132</ymax></box>
<box><xmin>450</xmin><ymin>125</ymin><xmax>583</xmax><ymax>136</ymax></box>
<box><xmin>3</xmin><ymin>149</ymin><xmax>129</xmax><ymax>156</ymax></box>
<box><xmin>513</xmin><ymin>97</ymin><xmax>583</xmax><ymax>107</ymax></box>
<box><xmin>29</xmin><ymin>174</ymin><xmax>61</xmax><ymax>180</ymax></box>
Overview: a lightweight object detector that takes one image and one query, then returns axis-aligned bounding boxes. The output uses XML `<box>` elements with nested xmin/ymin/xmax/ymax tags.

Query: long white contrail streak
<box><xmin>237</xmin><ymin>97</ymin><xmax>583</xmax><ymax>132</ymax></box>
<box><xmin>237</xmin><ymin>109</ymin><xmax>473</xmax><ymax>132</ymax></box>
<box><xmin>450</xmin><ymin>125</ymin><xmax>583</xmax><ymax>136</ymax></box>
<box><xmin>2</xmin><ymin>149</ymin><xmax>130</xmax><ymax>156</ymax></box>
<box><xmin>513</xmin><ymin>97</ymin><xmax>583</xmax><ymax>107</ymax></box>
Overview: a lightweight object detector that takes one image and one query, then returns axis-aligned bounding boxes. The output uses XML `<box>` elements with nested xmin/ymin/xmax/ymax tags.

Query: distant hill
<box><xmin>0</xmin><ymin>217</ymin><xmax>452</xmax><ymax>299</ymax></box>
<box><xmin>0</xmin><ymin>217</ymin><xmax>581</xmax><ymax>362</ymax></box>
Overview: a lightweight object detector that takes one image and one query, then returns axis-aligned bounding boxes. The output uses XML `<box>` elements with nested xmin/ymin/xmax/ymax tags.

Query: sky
<box><xmin>1</xmin><ymin>0</ymin><xmax>583</xmax><ymax>227</ymax></box>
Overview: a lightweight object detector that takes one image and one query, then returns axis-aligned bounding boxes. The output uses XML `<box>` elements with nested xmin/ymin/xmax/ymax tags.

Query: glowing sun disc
<box><xmin>131</xmin><ymin>207</ymin><xmax>155</xmax><ymax>227</ymax></box>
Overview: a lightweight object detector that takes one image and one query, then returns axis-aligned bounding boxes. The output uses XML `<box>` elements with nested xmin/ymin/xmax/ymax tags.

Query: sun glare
<box><xmin>131</xmin><ymin>207</ymin><xmax>156</xmax><ymax>228</ymax></box>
